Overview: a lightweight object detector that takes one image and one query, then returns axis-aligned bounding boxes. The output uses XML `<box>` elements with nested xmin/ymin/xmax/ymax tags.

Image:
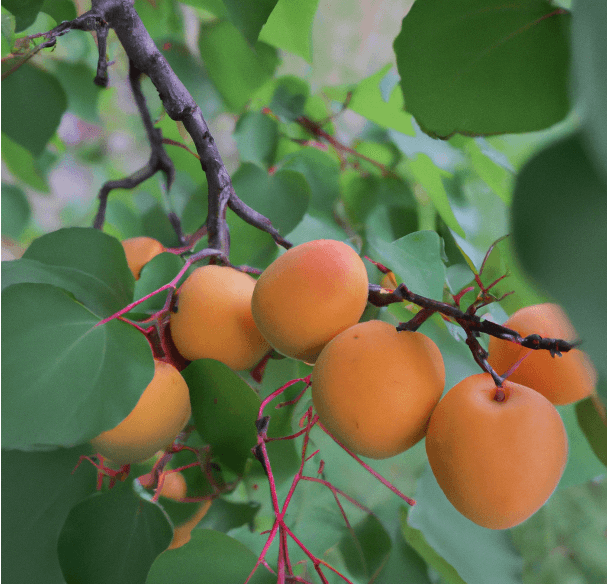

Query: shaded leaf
<box><xmin>222</xmin><ymin>0</ymin><xmax>278</xmax><ymax>44</ymax></box>
<box><xmin>575</xmin><ymin>397</ymin><xmax>607</xmax><ymax>466</ymax></box>
<box><xmin>234</xmin><ymin>111</ymin><xmax>279</xmax><ymax>167</ymax></box>
<box><xmin>1</xmin><ymin>182</ymin><xmax>30</xmax><ymax>238</ymax></box>
<box><xmin>1</xmin><ymin>0</ymin><xmax>43</xmax><ymax>31</ymax></box>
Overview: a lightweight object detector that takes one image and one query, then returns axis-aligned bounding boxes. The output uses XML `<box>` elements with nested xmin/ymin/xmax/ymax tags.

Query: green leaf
<box><xmin>369</xmin><ymin>231</ymin><xmax>447</xmax><ymax>301</ymax></box>
<box><xmin>1</xmin><ymin>445</ymin><xmax>98</xmax><ymax>584</ymax></box>
<box><xmin>259</xmin><ymin>0</ymin><xmax>319</xmax><ymax>62</ymax></box>
<box><xmin>464</xmin><ymin>139</ymin><xmax>515</xmax><ymax>205</ymax></box>
<box><xmin>1</xmin><ymin>182</ymin><xmax>30</xmax><ymax>238</ymax></box>
<box><xmin>407</xmin><ymin>154</ymin><xmax>465</xmax><ymax>238</ymax></box>
<box><xmin>2</xmin><ymin>283</ymin><xmax>154</xmax><ymax>450</ymax></box>
<box><xmin>20</xmin><ymin>227</ymin><xmax>134</xmax><ymax>317</ymax></box>
<box><xmin>183</xmin><ymin>360</ymin><xmax>260</xmax><ymax>475</ymax></box>
<box><xmin>198</xmin><ymin>498</ymin><xmax>261</xmax><ymax>532</ymax></box>
<box><xmin>575</xmin><ymin>398</ymin><xmax>607</xmax><ymax>466</ymax></box>
<box><xmin>269</xmin><ymin>75</ymin><xmax>309</xmax><ymax>122</ymax></box>
<box><xmin>40</xmin><ymin>0</ymin><xmax>76</xmax><ymax>23</ymax></box>
<box><xmin>1</xmin><ymin>132</ymin><xmax>49</xmax><ymax>191</ymax></box>
<box><xmin>510</xmin><ymin>478</ymin><xmax>607</xmax><ymax>584</ymax></box>
<box><xmin>325</xmin><ymin>64</ymin><xmax>415</xmax><ymax>136</ymax></box>
<box><xmin>222</xmin><ymin>0</ymin><xmax>278</xmax><ymax>44</ymax></box>
<box><xmin>146</xmin><ymin>529</ymin><xmax>275</xmax><ymax>584</ymax></box>
<box><xmin>232</xmin><ymin>162</ymin><xmax>310</xmax><ymax>235</ymax></box>
<box><xmin>511</xmin><ymin>132</ymin><xmax>607</xmax><ymax>406</ymax></box>
<box><xmin>2</xmin><ymin>63</ymin><xmax>68</xmax><ymax>156</ymax></box>
<box><xmin>133</xmin><ymin>252</ymin><xmax>185</xmax><ymax>316</ymax></box>
<box><xmin>1</xmin><ymin>0</ymin><xmax>43</xmax><ymax>31</ymax></box>
<box><xmin>234</xmin><ymin>111</ymin><xmax>279</xmax><ymax>168</ymax></box>
<box><xmin>198</xmin><ymin>20</ymin><xmax>278</xmax><ymax>111</ymax></box>
<box><xmin>400</xmin><ymin>507</ymin><xmax>467</xmax><ymax>584</ymax></box>
<box><xmin>408</xmin><ymin>464</ymin><xmax>523</xmax><ymax>584</ymax></box>
<box><xmin>394</xmin><ymin>0</ymin><xmax>571</xmax><ymax>137</ymax></box>
<box><xmin>339</xmin><ymin>513</ymin><xmax>392</xmax><ymax>581</ymax></box>
<box><xmin>57</xmin><ymin>491</ymin><xmax>173</xmax><ymax>584</ymax></box>
<box><xmin>571</xmin><ymin>0</ymin><xmax>606</xmax><ymax>175</ymax></box>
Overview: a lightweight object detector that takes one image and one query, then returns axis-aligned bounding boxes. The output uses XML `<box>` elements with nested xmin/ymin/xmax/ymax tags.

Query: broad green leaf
<box><xmin>285</xmin><ymin>211</ymin><xmax>348</xmax><ymax>247</ymax></box>
<box><xmin>183</xmin><ymin>359</ymin><xmax>260</xmax><ymax>475</ymax></box>
<box><xmin>407</xmin><ymin>154</ymin><xmax>465</xmax><ymax>238</ymax></box>
<box><xmin>575</xmin><ymin>397</ymin><xmax>607</xmax><ymax>466</ymax></box>
<box><xmin>369</xmin><ymin>231</ymin><xmax>446</xmax><ymax>301</ymax></box>
<box><xmin>2</xmin><ymin>283</ymin><xmax>154</xmax><ymax>450</ymax></box>
<box><xmin>259</xmin><ymin>0</ymin><xmax>319</xmax><ymax>62</ymax></box>
<box><xmin>269</xmin><ymin>76</ymin><xmax>309</xmax><ymax>122</ymax></box>
<box><xmin>133</xmin><ymin>252</ymin><xmax>185</xmax><ymax>316</ymax></box>
<box><xmin>234</xmin><ymin>111</ymin><xmax>279</xmax><ymax>168</ymax></box>
<box><xmin>408</xmin><ymin>464</ymin><xmax>523</xmax><ymax>584</ymax></box>
<box><xmin>1</xmin><ymin>0</ymin><xmax>43</xmax><ymax>31</ymax></box>
<box><xmin>41</xmin><ymin>0</ymin><xmax>76</xmax><ymax>23</ymax></box>
<box><xmin>571</xmin><ymin>0</ymin><xmax>606</xmax><ymax>175</ymax></box>
<box><xmin>198</xmin><ymin>20</ymin><xmax>278</xmax><ymax>111</ymax></box>
<box><xmin>133</xmin><ymin>0</ymin><xmax>182</xmax><ymax>40</ymax></box>
<box><xmin>1</xmin><ymin>182</ymin><xmax>30</xmax><ymax>238</ymax></box>
<box><xmin>21</xmin><ymin>227</ymin><xmax>134</xmax><ymax>317</ymax></box>
<box><xmin>1</xmin><ymin>132</ymin><xmax>49</xmax><ymax>191</ymax></box>
<box><xmin>2</xmin><ymin>63</ymin><xmax>67</xmax><ymax>156</ymax></box>
<box><xmin>510</xmin><ymin>478</ymin><xmax>607</xmax><ymax>584</ymax></box>
<box><xmin>57</xmin><ymin>491</ymin><xmax>172</xmax><ymax>584</ymax></box>
<box><xmin>197</xmin><ymin>497</ymin><xmax>261</xmax><ymax>532</ymax></box>
<box><xmin>232</xmin><ymin>162</ymin><xmax>310</xmax><ymax>235</ymax></box>
<box><xmin>1</xmin><ymin>445</ymin><xmax>98</xmax><ymax>584</ymax></box>
<box><xmin>394</xmin><ymin>0</ymin><xmax>571</xmax><ymax>137</ymax></box>
<box><xmin>464</xmin><ymin>139</ymin><xmax>515</xmax><ymax>205</ymax></box>
<box><xmin>222</xmin><ymin>0</ymin><xmax>278</xmax><ymax>44</ymax></box>
<box><xmin>511</xmin><ymin>133</ymin><xmax>607</xmax><ymax>405</ymax></box>
<box><xmin>281</xmin><ymin>147</ymin><xmax>340</xmax><ymax>218</ymax></box>
<box><xmin>225</xmin><ymin>207</ymin><xmax>278</xmax><ymax>269</ymax></box>
<box><xmin>339</xmin><ymin>513</ymin><xmax>392</xmax><ymax>581</ymax></box>
<box><xmin>146</xmin><ymin>529</ymin><xmax>275</xmax><ymax>584</ymax></box>
<box><xmin>400</xmin><ymin>507</ymin><xmax>467</xmax><ymax>584</ymax></box>
<box><xmin>325</xmin><ymin>64</ymin><xmax>415</xmax><ymax>136</ymax></box>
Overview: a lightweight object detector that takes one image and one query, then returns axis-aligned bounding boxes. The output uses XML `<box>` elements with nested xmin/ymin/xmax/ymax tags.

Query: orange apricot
<box><xmin>251</xmin><ymin>239</ymin><xmax>369</xmax><ymax>362</ymax></box>
<box><xmin>121</xmin><ymin>236</ymin><xmax>165</xmax><ymax>280</ymax></box>
<box><xmin>91</xmin><ymin>360</ymin><xmax>191</xmax><ymax>465</ymax></box>
<box><xmin>138</xmin><ymin>470</ymin><xmax>188</xmax><ymax>501</ymax></box>
<box><xmin>169</xmin><ymin>265</ymin><xmax>270</xmax><ymax>370</ymax></box>
<box><xmin>426</xmin><ymin>373</ymin><xmax>568</xmax><ymax>530</ymax></box>
<box><xmin>487</xmin><ymin>303</ymin><xmax>596</xmax><ymax>405</ymax></box>
<box><xmin>311</xmin><ymin>320</ymin><xmax>445</xmax><ymax>459</ymax></box>
<box><xmin>167</xmin><ymin>499</ymin><xmax>212</xmax><ymax>550</ymax></box>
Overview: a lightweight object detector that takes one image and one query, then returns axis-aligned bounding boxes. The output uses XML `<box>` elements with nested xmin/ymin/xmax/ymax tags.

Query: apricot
<box><xmin>487</xmin><ymin>303</ymin><xmax>596</xmax><ymax>405</ymax></box>
<box><xmin>311</xmin><ymin>320</ymin><xmax>445</xmax><ymax>459</ymax></box>
<box><xmin>251</xmin><ymin>239</ymin><xmax>369</xmax><ymax>362</ymax></box>
<box><xmin>426</xmin><ymin>373</ymin><xmax>568</xmax><ymax>530</ymax></box>
<box><xmin>169</xmin><ymin>265</ymin><xmax>270</xmax><ymax>370</ymax></box>
<box><xmin>121</xmin><ymin>236</ymin><xmax>165</xmax><ymax>280</ymax></box>
<box><xmin>91</xmin><ymin>360</ymin><xmax>191</xmax><ymax>465</ymax></box>
<box><xmin>138</xmin><ymin>470</ymin><xmax>188</xmax><ymax>501</ymax></box>
<box><xmin>167</xmin><ymin>499</ymin><xmax>212</xmax><ymax>550</ymax></box>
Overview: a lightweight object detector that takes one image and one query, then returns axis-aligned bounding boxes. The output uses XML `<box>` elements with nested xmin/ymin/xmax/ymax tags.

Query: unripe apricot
<box><xmin>426</xmin><ymin>373</ymin><xmax>568</xmax><ymax>530</ymax></box>
<box><xmin>167</xmin><ymin>499</ymin><xmax>212</xmax><ymax>550</ymax></box>
<box><xmin>91</xmin><ymin>360</ymin><xmax>191</xmax><ymax>465</ymax></box>
<box><xmin>170</xmin><ymin>265</ymin><xmax>270</xmax><ymax>370</ymax></box>
<box><xmin>312</xmin><ymin>320</ymin><xmax>445</xmax><ymax>459</ymax></box>
<box><xmin>122</xmin><ymin>236</ymin><xmax>165</xmax><ymax>280</ymax></box>
<box><xmin>251</xmin><ymin>239</ymin><xmax>369</xmax><ymax>362</ymax></box>
<box><xmin>487</xmin><ymin>303</ymin><xmax>596</xmax><ymax>405</ymax></box>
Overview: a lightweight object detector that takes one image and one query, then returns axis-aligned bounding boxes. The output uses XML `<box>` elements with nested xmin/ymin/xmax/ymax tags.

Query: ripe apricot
<box><xmin>487</xmin><ymin>303</ymin><xmax>596</xmax><ymax>405</ymax></box>
<box><xmin>311</xmin><ymin>320</ymin><xmax>445</xmax><ymax>459</ymax></box>
<box><xmin>426</xmin><ymin>373</ymin><xmax>568</xmax><ymax>530</ymax></box>
<box><xmin>251</xmin><ymin>239</ymin><xmax>369</xmax><ymax>362</ymax></box>
<box><xmin>138</xmin><ymin>470</ymin><xmax>188</xmax><ymax>501</ymax></box>
<box><xmin>167</xmin><ymin>499</ymin><xmax>212</xmax><ymax>550</ymax></box>
<box><xmin>170</xmin><ymin>265</ymin><xmax>270</xmax><ymax>370</ymax></box>
<box><xmin>91</xmin><ymin>360</ymin><xmax>191</xmax><ymax>465</ymax></box>
<box><xmin>121</xmin><ymin>236</ymin><xmax>165</xmax><ymax>280</ymax></box>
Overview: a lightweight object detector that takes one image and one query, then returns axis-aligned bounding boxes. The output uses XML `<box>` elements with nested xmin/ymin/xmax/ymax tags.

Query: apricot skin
<box><xmin>251</xmin><ymin>239</ymin><xmax>369</xmax><ymax>363</ymax></box>
<box><xmin>426</xmin><ymin>373</ymin><xmax>568</xmax><ymax>530</ymax></box>
<box><xmin>170</xmin><ymin>265</ymin><xmax>270</xmax><ymax>371</ymax></box>
<box><xmin>138</xmin><ymin>470</ymin><xmax>188</xmax><ymax>501</ymax></box>
<box><xmin>121</xmin><ymin>236</ymin><xmax>165</xmax><ymax>280</ymax></box>
<box><xmin>312</xmin><ymin>320</ymin><xmax>445</xmax><ymax>459</ymax></box>
<box><xmin>91</xmin><ymin>360</ymin><xmax>191</xmax><ymax>465</ymax></box>
<box><xmin>487</xmin><ymin>303</ymin><xmax>596</xmax><ymax>405</ymax></box>
<box><xmin>167</xmin><ymin>499</ymin><xmax>212</xmax><ymax>550</ymax></box>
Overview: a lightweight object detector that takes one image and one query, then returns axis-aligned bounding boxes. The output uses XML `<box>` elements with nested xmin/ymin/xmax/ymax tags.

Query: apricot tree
<box><xmin>2</xmin><ymin>1</ymin><xmax>606</xmax><ymax>584</ymax></box>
